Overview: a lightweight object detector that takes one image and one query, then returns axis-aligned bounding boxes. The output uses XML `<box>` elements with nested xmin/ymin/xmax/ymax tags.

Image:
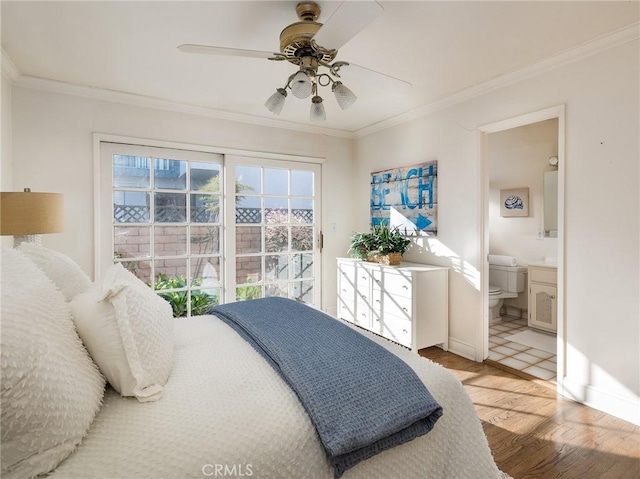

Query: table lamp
<box><xmin>0</xmin><ymin>188</ymin><xmax>64</xmax><ymax>246</ymax></box>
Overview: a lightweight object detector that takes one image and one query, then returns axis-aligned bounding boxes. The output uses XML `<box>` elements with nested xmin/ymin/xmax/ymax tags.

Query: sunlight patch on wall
<box><xmin>411</xmin><ymin>236</ymin><xmax>480</xmax><ymax>291</ymax></box>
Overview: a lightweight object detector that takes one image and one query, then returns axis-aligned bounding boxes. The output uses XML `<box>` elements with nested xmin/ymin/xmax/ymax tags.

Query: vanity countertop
<box><xmin>527</xmin><ymin>260</ymin><xmax>557</xmax><ymax>268</ymax></box>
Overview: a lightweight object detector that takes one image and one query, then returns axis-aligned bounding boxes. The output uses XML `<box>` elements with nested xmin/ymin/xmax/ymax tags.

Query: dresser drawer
<box><xmin>337</xmin><ymin>302</ymin><xmax>355</xmax><ymax>322</ymax></box>
<box><xmin>355</xmin><ymin>284</ymin><xmax>379</xmax><ymax>305</ymax></box>
<box><xmin>353</xmin><ymin>302</ymin><xmax>371</xmax><ymax>328</ymax></box>
<box><xmin>376</xmin><ymin>272</ymin><xmax>412</xmax><ymax>297</ymax></box>
<box><xmin>529</xmin><ymin>267</ymin><xmax>557</xmax><ymax>285</ymax></box>
<box><xmin>355</xmin><ymin>264</ymin><xmax>377</xmax><ymax>287</ymax></box>
<box><xmin>337</xmin><ymin>277</ymin><xmax>356</xmax><ymax>299</ymax></box>
<box><xmin>370</xmin><ymin>294</ymin><xmax>383</xmax><ymax>317</ymax></box>
<box><xmin>382</xmin><ymin>315</ymin><xmax>412</xmax><ymax>348</ymax></box>
<box><xmin>382</xmin><ymin>293</ymin><xmax>413</xmax><ymax>320</ymax></box>
<box><xmin>370</xmin><ymin>311</ymin><xmax>383</xmax><ymax>334</ymax></box>
<box><xmin>338</xmin><ymin>261</ymin><xmax>356</xmax><ymax>279</ymax></box>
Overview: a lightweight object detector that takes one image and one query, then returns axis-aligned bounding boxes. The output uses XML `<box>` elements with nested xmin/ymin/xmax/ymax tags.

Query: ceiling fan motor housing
<box><xmin>280</xmin><ymin>2</ymin><xmax>337</xmax><ymax>66</ymax></box>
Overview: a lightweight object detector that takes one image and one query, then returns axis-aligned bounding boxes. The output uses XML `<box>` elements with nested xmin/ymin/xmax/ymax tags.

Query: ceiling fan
<box><xmin>178</xmin><ymin>1</ymin><xmax>411</xmax><ymax>122</ymax></box>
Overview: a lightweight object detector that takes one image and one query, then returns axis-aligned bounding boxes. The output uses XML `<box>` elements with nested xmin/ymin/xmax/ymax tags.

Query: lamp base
<box><xmin>14</xmin><ymin>234</ymin><xmax>42</xmax><ymax>247</ymax></box>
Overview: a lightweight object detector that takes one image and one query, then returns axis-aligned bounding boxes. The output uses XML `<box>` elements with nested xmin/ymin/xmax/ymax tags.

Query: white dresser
<box><xmin>336</xmin><ymin>258</ymin><xmax>449</xmax><ymax>351</ymax></box>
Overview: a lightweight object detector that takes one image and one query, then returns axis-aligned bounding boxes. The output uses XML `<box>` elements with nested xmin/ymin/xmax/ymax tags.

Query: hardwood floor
<box><xmin>419</xmin><ymin>347</ymin><xmax>640</xmax><ymax>479</ymax></box>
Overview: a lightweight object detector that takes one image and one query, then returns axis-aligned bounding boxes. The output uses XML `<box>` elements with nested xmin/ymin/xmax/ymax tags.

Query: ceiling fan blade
<box><xmin>312</xmin><ymin>1</ymin><xmax>383</xmax><ymax>51</ymax></box>
<box><xmin>177</xmin><ymin>44</ymin><xmax>280</xmax><ymax>60</ymax></box>
<box><xmin>336</xmin><ymin>62</ymin><xmax>413</xmax><ymax>92</ymax></box>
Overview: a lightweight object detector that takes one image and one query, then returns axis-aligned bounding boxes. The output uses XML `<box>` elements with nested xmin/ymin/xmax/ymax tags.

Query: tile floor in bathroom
<box><xmin>488</xmin><ymin>317</ymin><xmax>557</xmax><ymax>382</ymax></box>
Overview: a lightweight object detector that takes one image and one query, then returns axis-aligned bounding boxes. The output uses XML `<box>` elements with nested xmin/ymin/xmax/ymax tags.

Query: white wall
<box><xmin>488</xmin><ymin>118</ymin><xmax>558</xmax><ymax>263</ymax></box>
<box><xmin>9</xmin><ymin>87</ymin><xmax>354</xmax><ymax>313</ymax></box>
<box><xmin>354</xmin><ymin>40</ymin><xmax>639</xmax><ymax>424</ymax></box>
<box><xmin>1</xmin><ymin>75</ymin><xmax>13</xmax><ymax>248</ymax></box>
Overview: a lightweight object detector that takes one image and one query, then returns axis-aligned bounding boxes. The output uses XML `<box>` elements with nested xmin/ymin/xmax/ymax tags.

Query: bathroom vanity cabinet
<box><xmin>528</xmin><ymin>264</ymin><xmax>557</xmax><ymax>332</ymax></box>
<box><xmin>336</xmin><ymin>258</ymin><xmax>449</xmax><ymax>351</ymax></box>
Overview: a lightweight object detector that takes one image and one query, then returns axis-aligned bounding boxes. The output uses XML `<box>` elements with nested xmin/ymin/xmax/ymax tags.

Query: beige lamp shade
<box><xmin>0</xmin><ymin>190</ymin><xmax>64</xmax><ymax>236</ymax></box>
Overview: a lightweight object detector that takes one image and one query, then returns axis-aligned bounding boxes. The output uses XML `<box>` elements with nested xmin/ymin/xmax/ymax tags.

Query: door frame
<box><xmin>478</xmin><ymin>105</ymin><xmax>566</xmax><ymax>393</ymax></box>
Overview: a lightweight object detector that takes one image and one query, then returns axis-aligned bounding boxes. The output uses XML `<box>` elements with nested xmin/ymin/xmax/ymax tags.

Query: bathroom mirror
<box><xmin>543</xmin><ymin>170</ymin><xmax>558</xmax><ymax>237</ymax></box>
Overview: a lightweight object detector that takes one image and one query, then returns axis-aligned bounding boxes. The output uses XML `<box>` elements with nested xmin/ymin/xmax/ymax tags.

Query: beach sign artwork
<box><xmin>370</xmin><ymin>161</ymin><xmax>437</xmax><ymax>236</ymax></box>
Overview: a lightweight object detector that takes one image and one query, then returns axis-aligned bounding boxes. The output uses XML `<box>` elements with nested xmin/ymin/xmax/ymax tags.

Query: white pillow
<box><xmin>70</xmin><ymin>263</ymin><xmax>174</xmax><ymax>402</ymax></box>
<box><xmin>18</xmin><ymin>242</ymin><xmax>91</xmax><ymax>301</ymax></box>
<box><xmin>1</xmin><ymin>248</ymin><xmax>105</xmax><ymax>478</ymax></box>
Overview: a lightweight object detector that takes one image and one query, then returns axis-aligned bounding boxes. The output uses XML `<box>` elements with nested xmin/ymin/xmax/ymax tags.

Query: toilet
<box><xmin>488</xmin><ymin>264</ymin><xmax>527</xmax><ymax>321</ymax></box>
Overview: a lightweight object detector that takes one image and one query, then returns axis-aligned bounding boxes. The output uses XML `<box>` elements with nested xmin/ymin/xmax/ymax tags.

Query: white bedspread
<box><xmin>50</xmin><ymin>315</ymin><xmax>502</xmax><ymax>479</ymax></box>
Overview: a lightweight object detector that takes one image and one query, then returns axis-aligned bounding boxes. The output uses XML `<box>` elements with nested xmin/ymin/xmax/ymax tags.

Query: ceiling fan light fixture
<box><xmin>332</xmin><ymin>81</ymin><xmax>357</xmax><ymax>110</ymax></box>
<box><xmin>264</xmin><ymin>88</ymin><xmax>287</xmax><ymax>115</ymax></box>
<box><xmin>310</xmin><ymin>95</ymin><xmax>326</xmax><ymax>122</ymax></box>
<box><xmin>290</xmin><ymin>71</ymin><xmax>313</xmax><ymax>99</ymax></box>
<box><xmin>178</xmin><ymin>1</ymin><xmax>412</xmax><ymax>123</ymax></box>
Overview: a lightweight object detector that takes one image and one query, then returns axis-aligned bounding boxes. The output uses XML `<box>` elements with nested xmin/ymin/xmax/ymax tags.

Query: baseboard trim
<box><xmin>447</xmin><ymin>337</ymin><xmax>476</xmax><ymax>361</ymax></box>
<box><xmin>562</xmin><ymin>377</ymin><xmax>640</xmax><ymax>426</ymax></box>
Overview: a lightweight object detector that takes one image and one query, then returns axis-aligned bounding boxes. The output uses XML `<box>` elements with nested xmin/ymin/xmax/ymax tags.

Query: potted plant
<box><xmin>347</xmin><ymin>231</ymin><xmax>378</xmax><ymax>260</ymax></box>
<box><xmin>348</xmin><ymin>223</ymin><xmax>411</xmax><ymax>265</ymax></box>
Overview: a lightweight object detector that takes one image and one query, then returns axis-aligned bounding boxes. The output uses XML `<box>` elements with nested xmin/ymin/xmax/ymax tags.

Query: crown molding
<box><xmin>1</xmin><ymin>50</ymin><xmax>20</xmax><ymax>82</ymax></box>
<box><xmin>4</xmin><ymin>22</ymin><xmax>638</xmax><ymax>140</ymax></box>
<box><xmin>353</xmin><ymin>22</ymin><xmax>640</xmax><ymax>139</ymax></box>
<box><xmin>4</xmin><ymin>61</ymin><xmax>355</xmax><ymax>139</ymax></box>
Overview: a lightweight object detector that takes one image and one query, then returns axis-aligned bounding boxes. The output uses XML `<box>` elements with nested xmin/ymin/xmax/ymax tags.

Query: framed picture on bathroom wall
<box><xmin>500</xmin><ymin>187</ymin><xmax>529</xmax><ymax>217</ymax></box>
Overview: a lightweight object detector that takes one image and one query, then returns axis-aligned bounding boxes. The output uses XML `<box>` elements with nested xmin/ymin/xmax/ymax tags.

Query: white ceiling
<box><xmin>2</xmin><ymin>1</ymin><xmax>638</xmax><ymax>135</ymax></box>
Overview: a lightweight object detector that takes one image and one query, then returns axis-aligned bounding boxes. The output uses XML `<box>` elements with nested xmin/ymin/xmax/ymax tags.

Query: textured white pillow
<box><xmin>70</xmin><ymin>263</ymin><xmax>174</xmax><ymax>402</ymax></box>
<box><xmin>18</xmin><ymin>242</ymin><xmax>91</xmax><ymax>301</ymax></box>
<box><xmin>1</xmin><ymin>248</ymin><xmax>105</xmax><ymax>479</ymax></box>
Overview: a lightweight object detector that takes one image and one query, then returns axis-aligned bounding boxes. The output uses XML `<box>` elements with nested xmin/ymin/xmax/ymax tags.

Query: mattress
<box><xmin>49</xmin><ymin>315</ymin><xmax>502</xmax><ymax>478</ymax></box>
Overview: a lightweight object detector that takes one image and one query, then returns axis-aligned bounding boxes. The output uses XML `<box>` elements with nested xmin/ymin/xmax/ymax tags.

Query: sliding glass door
<box><xmin>100</xmin><ymin>144</ymin><xmax>322</xmax><ymax>315</ymax></box>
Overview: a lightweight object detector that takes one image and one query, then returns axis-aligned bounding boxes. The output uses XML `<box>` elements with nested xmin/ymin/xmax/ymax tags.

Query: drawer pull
<box><xmin>402</xmin><ymin>285</ymin><xmax>409</xmax><ymax>290</ymax></box>
<box><xmin>402</xmin><ymin>307</ymin><xmax>408</xmax><ymax>312</ymax></box>
<box><xmin>402</xmin><ymin>329</ymin><xmax>408</xmax><ymax>334</ymax></box>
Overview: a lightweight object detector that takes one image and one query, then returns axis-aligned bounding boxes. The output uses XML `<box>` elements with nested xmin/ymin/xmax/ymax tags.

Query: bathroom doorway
<box><xmin>479</xmin><ymin>106</ymin><xmax>565</xmax><ymax>387</ymax></box>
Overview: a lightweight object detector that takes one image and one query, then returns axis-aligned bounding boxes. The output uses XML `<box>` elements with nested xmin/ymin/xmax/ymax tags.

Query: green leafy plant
<box><xmin>348</xmin><ymin>231</ymin><xmax>378</xmax><ymax>259</ymax></box>
<box><xmin>348</xmin><ymin>223</ymin><xmax>411</xmax><ymax>259</ymax></box>
<box><xmin>371</xmin><ymin>223</ymin><xmax>411</xmax><ymax>255</ymax></box>
<box><xmin>151</xmin><ymin>273</ymin><xmax>219</xmax><ymax>317</ymax></box>
<box><xmin>235</xmin><ymin>278</ymin><xmax>263</xmax><ymax>301</ymax></box>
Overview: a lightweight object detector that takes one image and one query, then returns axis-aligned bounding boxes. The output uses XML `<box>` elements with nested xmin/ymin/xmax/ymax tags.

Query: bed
<box><xmin>1</xmin><ymin>245</ymin><xmax>506</xmax><ymax>479</ymax></box>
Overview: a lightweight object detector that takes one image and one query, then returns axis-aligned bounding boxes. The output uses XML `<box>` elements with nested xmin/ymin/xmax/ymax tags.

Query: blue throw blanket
<box><xmin>210</xmin><ymin>297</ymin><xmax>443</xmax><ymax>478</ymax></box>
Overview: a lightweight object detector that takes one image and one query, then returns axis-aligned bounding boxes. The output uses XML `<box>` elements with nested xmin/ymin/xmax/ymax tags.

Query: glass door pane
<box><xmin>226</xmin><ymin>156</ymin><xmax>322</xmax><ymax>307</ymax></box>
<box><xmin>100</xmin><ymin>143</ymin><xmax>223</xmax><ymax>317</ymax></box>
